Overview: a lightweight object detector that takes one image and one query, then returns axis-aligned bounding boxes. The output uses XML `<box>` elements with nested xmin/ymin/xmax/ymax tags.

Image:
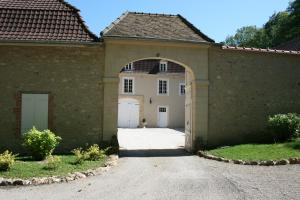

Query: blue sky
<box><xmin>67</xmin><ymin>0</ymin><xmax>291</xmax><ymax>42</ymax></box>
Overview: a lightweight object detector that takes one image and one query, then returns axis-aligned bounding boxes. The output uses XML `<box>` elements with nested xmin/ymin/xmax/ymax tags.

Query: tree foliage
<box><xmin>224</xmin><ymin>0</ymin><xmax>300</xmax><ymax>48</ymax></box>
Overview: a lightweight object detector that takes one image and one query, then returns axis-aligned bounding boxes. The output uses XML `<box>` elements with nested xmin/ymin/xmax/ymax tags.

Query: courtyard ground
<box><xmin>1</xmin><ymin>128</ymin><xmax>300</xmax><ymax>200</ymax></box>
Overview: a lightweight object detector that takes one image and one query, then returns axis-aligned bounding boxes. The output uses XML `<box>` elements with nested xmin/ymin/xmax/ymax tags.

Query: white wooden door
<box><xmin>118</xmin><ymin>98</ymin><xmax>140</xmax><ymax>128</ymax></box>
<box><xmin>157</xmin><ymin>106</ymin><xmax>168</xmax><ymax>128</ymax></box>
<box><xmin>21</xmin><ymin>94</ymin><xmax>49</xmax><ymax>134</ymax></box>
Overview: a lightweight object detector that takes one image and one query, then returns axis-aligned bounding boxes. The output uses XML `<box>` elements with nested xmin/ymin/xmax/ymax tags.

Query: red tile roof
<box><xmin>0</xmin><ymin>0</ymin><xmax>99</xmax><ymax>42</ymax></box>
<box><xmin>222</xmin><ymin>46</ymin><xmax>300</xmax><ymax>55</ymax></box>
<box><xmin>101</xmin><ymin>12</ymin><xmax>214</xmax><ymax>43</ymax></box>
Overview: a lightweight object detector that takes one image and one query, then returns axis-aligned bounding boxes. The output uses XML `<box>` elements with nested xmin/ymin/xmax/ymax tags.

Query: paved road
<box><xmin>1</xmin><ymin>129</ymin><xmax>300</xmax><ymax>200</ymax></box>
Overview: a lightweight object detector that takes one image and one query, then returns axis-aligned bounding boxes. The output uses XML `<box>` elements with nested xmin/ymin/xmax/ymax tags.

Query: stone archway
<box><xmin>102</xmin><ymin>38</ymin><xmax>210</xmax><ymax>152</ymax></box>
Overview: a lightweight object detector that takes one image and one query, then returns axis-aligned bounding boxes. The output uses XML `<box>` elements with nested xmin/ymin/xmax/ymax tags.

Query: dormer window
<box><xmin>159</xmin><ymin>61</ymin><xmax>168</xmax><ymax>72</ymax></box>
<box><xmin>124</xmin><ymin>63</ymin><xmax>133</xmax><ymax>71</ymax></box>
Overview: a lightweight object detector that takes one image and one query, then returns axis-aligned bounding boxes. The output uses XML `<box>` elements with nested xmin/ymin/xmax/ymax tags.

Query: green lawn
<box><xmin>209</xmin><ymin>138</ymin><xmax>300</xmax><ymax>161</ymax></box>
<box><xmin>0</xmin><ymin>155</ymin><xmax>107</xmax><ymax>179</ymax></box>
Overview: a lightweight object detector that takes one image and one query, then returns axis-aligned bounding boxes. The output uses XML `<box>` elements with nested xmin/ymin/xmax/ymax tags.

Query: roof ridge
<box><xmin>177</xmin><ymin>14</ymin><xmax>214</xmax><ymax>43</ymax></box>
<box><xmin>60</xmin><ymin>0</ymin><xmax>99</xmax><ymax>42</ymax></box>
<box><xmin>58</xmin><ymin>0</ymin><xmax>99</xmax><ymax>42</ymax></box>
<box><xmin>127</xmin><ymin>11</ymin><xmax>178</xmax><ymax>17</ymax></box>
<box><xmin>101</xmin><ymin>11</ymin><xmax>130</xmax><ymax>36</ymax></box>
<box><xmin>0</xmin><ymin>0</ymin><xmax>99</xmax><ymax>43</ymax></box>
<box><xmin>58</xmin><ymin>0</ymin><xmax>79</xmax><ymax>11</ymax></box>
<box><xmin>0</xmin><ymin>0</ymin><xmax>77</xmax><ymax>11</ymax></box>
<box><xmin>222</xmin><ymin>45</ymin><xmax>300</xmax><ymax>55</ymax></box>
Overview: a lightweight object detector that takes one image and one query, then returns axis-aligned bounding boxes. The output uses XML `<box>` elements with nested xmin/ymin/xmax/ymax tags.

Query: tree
<box><xmin>223</xmin><ymin>0</ymin><xmax>300</xmax><ymax>48</ymax></box>
<box><xmin>286</xmin><ymin>0</ymin><xmax>300</xmax><ymax>41</ymax></box>
<box><xmin>263</xmin><ymin>12</ymin><xmax>290</xmax><ymax>47</ymax></box>
<box><xmin>224</xmin><ymin>26</ymin><xmax>260</xmax><ymax>47</ymax></box>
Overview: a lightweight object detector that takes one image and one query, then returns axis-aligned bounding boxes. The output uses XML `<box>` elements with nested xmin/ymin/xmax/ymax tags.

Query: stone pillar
<box><xmin>102</xmin><ymin>77</ymin><xmax>119</xmax><ymax>141</ymax></box>
<box><xmin>192</xmin><ymin>79</ymin><xmax>209</xmax><ymax>149</ymax></box>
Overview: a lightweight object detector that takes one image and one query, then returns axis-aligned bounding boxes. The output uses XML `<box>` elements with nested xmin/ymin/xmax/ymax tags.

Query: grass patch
<box><xmin>0</xmin><ymin>155</ymin><xmax>106</xmax><ymax>179</ymax></box>
<box><xmin>209</xmin><ymin>138</ymin><xmax>300</xmax><ymax>161</ymax></box>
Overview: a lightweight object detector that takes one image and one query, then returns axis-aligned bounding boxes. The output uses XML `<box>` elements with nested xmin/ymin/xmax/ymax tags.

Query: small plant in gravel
<box><xmin>44</xmin><ymin>155</ymin><xmax>61</xmax><ymax>170</ymax></box>
<box><xmin>268</xmin><ymin>113</ymin><xmax>300</xmax><ymax>142</ymax></box>
<box><xmin>23</xmin><ymin>127</ymin><xmax>62</xmax><ymax>160</ymax></box>
<box><xmin>0</xmin><ymin>150</ymin><xmax>16</xmax><ymax>171</ymax></box>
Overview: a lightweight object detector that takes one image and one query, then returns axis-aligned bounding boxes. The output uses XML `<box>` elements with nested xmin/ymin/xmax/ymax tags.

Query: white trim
<box><xmin>122</xmin><ymin>77</ymin><xmax>135</xmax><ymax>94</ymax></box>
<box><xmin>124</xmin><ymin>62</ymin><xmax>134</xmax><ymax>71</ymax></box>
<box><xmin>159</xmin><ymin>60</ymin><xmax>168</xmax><ymax>72</ymax></box>
<box><xmin>157</xmin><ymin>78</ymin><xmax>169</xmax><ymax>96</ymax></box>
<box><xmin>179</xmin><ymin>83</ymin><xmax>185</xmax><ymax>96</ymax></box>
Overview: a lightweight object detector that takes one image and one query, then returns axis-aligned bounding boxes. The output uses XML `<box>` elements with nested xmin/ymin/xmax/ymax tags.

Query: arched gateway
<box><xmin>101</xmin><ymin>12</ymin><xmax>214</xmax><ymax>152</ymax></box>
<box><xmin>2</xmin><ymin>1</ymin><xmax>299</xmax><ymax>153</ymax></box>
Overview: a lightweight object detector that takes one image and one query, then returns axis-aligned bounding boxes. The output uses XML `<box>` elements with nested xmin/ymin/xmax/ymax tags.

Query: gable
<box><xmin>101</xmin><ymin>12</ymin><xmax>214</xmax><ymax>43</ymax></box>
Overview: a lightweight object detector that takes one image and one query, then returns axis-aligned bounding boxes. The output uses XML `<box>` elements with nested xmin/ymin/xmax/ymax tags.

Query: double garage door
<box><xmin>118</xmin><ymin>98</ymin><xmax>140</xmax><ymax>128</ymax></box>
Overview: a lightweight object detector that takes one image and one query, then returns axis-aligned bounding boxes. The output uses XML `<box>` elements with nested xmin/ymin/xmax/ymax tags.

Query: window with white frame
<box><xmin>123</xmin><ymin>77</ymin><xmax>134</xmax><ymax>94</ymax></box>
<box><xmin>124</xmin><ymin>63</ymin><xmax>133</xmax><ymax>71</ymax></box>
<box><xmin>158</xmin><ymin>79</ymin><xmax>169</xmax><ymax>95</ymax></box>
<box><xmin>179</xmin><ymin>83</ymin><xmax>185</xmax><ymax>95</ymax></box>
<box><xmin>159</xmin><ymin>61</ymin><xmax>168</xmax><ymax>72</ymax></box>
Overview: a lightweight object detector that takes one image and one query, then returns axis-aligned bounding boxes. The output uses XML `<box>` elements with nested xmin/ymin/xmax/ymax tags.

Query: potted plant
<box><xmin>142</xmin><ymin>118</ymin><xmax>147</xmax><ymax>128</ymax></box>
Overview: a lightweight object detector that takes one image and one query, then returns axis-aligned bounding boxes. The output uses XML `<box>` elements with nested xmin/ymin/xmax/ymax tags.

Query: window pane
<box><xmin>158</xmin><ymin>80</ymin><xmax>168</xmax><ymax>94</ymax></box>
<box><xmin>124</xmin><ymin>79</ymin><xmax>133</xmax><ymax>93</ymax></box>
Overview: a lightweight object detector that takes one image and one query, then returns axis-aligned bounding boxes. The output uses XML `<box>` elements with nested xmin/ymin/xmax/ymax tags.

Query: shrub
<box><xmin>0</xmin><ymin>150</ymin><xmax>16</xmax><ymax>171</ymax></box>
<box><xmin>99</xmin><ymin>135</ymin><xmax>119</xmax><ymax>155</ymax></box>
<box><xmin>85</xmin><ymin>144</ymin><xmax>105</xmax><ymax>161</ymax></box>
<box><xmin>268</xmin><ymin>113</ymin><xmax>300</xmax><ymax>142</ymax></box>
<box><xmin>44</xmin><ymin>155</ymin><xmax>61</xmax><ymax>170</ymax></box>
<box><xmin>71</xmin><ymin>148</ymin><xmax>87</xmax><ymax>165</ymax></box>
<box><xmin>23</xmin><ymin>127</ymin><xmax>62</xmax><ymax>160</ymax></box>
<box><xmin>72</xmin><ymin>144</ymin><xmax>106</xmax><ymax>164</ymax></box>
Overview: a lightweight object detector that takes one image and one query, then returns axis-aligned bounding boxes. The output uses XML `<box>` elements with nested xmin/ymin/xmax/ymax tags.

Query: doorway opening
<box><xmin>117</xmin><ymin>58</ymin><xmax>193</xmax><ymax>154</ymax></box>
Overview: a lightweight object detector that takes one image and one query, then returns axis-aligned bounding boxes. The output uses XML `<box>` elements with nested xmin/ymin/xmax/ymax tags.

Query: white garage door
<box><xmin>21</xmin><ymin>94</ymin><xmax>49</xmax><ymax>134</ymax></box>
<box><xmin>118</xmin><ymin>98</ymin><xmax>140</xmax><ymax>128</ymax></box>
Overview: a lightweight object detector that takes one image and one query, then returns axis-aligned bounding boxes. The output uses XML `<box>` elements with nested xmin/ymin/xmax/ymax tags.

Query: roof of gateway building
<box><xmin>101</xmin><ymin>12</ymin><xmax>215</xmax><ymax>43</ymax></box>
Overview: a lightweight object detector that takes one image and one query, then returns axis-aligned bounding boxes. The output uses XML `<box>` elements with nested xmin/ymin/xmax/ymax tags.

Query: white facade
<box><xmin>118</xmin><ymin>70</ymin><xmax>185</xmax><ymax>128</ymax></box>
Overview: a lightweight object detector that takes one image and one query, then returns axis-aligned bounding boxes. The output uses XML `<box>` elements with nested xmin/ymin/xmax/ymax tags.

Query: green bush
<box><xmin>100</xmin><ymin>135</ymin><xmax>119</xmax><ymax>155</ymax></box>
<box><xmin>23</xmin><ymin>127</ymin><xmax>62</xmax><ymax>160</ymax></box>
<box><xmin>268</xmin><ymin>113</ymin><xmax>300</xmax><ymax>142</ymax></box>
<box><xmin>72</xmin><ymin>144</ymin><xmax>106</xmax><ymax>165</ymax></box>
<box><xmin>0</xmin><ymin>150</ymin><xmax>16</xmax><ymax>171</ymax></box>
<box><xmin>85</xmin><ymin>144</ymin><xmax>105</xmax><ymax>161</ymax></box>
<box><xmin>44</xmin><ymin>155</ymin><xmax>61</xmax><ymax>170</ymax></box>
<box><xmin>71</xmin><ymin>148</ymin><xmax>87</xmax><ymax>165</ymax></box>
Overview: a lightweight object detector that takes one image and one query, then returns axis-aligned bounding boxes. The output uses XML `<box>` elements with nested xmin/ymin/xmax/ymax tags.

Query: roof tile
<box><xmin>102</xmin><ymin>12</ymin><xmax>214</xmax><ymax>43</ymax></box>
<box><xmin>222</xmin><ymin>46</ymin><xmax>300</xmax><ymax>55</ymax></box>
<box><xmin>0</xmin><ymin>0</ymin><xmax>98</xmax><ymax>42</ymax></box>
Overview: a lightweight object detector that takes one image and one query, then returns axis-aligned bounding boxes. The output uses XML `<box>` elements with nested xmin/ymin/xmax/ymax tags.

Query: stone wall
<box><xmin>208</xmin><ymin>46</ymin><xmax>300</xmax><ymax>147</ymax></box>
<box><xmin>0</xmin><ymin>44</ymin><xmax>104</xmax><ymax>152</ymax></box>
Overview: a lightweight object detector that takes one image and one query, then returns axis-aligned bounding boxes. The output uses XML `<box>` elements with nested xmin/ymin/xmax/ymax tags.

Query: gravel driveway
<box><xmin>1</xmin><ymin>129</ymin><xmax>300</xmax><ymax>200</ymax></box>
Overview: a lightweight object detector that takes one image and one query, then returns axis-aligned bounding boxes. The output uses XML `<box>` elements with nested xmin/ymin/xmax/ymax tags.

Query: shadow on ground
<box><xmin>119</xmin><ymin>148</ymin><xmax>191</xmax><ymax>157</ymax></box>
